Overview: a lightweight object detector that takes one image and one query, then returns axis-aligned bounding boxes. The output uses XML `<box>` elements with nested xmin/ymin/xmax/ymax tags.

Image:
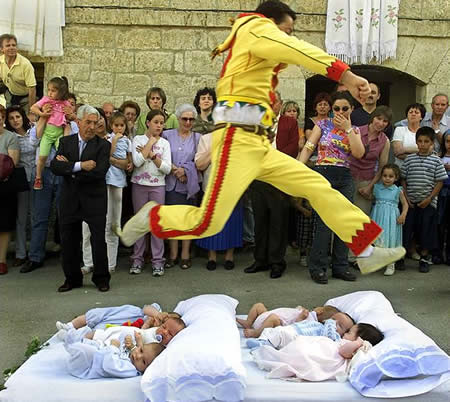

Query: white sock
<box><xmin>56</xmin><ymin>321</ymin><xmax>74</xmax><ymax>331</ymax></box>
<box><xmin>358</xmin><ymin>245</ymin><xmax>374</xmax><ymax>258</ymax></box>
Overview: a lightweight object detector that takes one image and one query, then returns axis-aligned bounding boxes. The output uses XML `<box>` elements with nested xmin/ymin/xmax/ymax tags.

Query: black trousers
<box><xmin>249</xmin><ymin>181</ymin><xmax>289</xmax><ymax>268</ymax></box>
<box><xmin>60</xmin><ymin>215</ymin><xmax>110</xmax><ymax>287</ymax></box>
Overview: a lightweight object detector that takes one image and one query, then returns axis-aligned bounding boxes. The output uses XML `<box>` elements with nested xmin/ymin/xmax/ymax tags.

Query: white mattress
<box><xmin>1</xmin><ymin>331</ymin><xmax>449</xmax><ymax>402</ymax></box>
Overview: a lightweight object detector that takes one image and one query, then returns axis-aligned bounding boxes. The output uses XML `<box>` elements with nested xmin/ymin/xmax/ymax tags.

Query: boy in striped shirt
<box><xmin>401</xmin><ymin>127</ymin><xmax>447</xmax><ymax>272</ymax></box>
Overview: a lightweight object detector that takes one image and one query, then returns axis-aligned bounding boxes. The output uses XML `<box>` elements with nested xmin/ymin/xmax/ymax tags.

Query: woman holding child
<box><xmin>299</xmin><ymin>91</ymin><xmax>365</xmax><ymax>284</ymax></box>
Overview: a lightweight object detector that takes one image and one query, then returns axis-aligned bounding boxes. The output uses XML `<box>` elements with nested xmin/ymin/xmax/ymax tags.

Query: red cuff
<box><xmin>346</xmin><ymin>220</ymin><xmax>382</xmax><ymax>256</ymax></box>
<box><xmin>326</xmin><ymin>59</ymin><xmax>349</xmax><ymax>83</ymax></box>
<box><xmin>150</xmin><ymin>204</ymin><xmax>165</xmax><ymax>239</ymax></box>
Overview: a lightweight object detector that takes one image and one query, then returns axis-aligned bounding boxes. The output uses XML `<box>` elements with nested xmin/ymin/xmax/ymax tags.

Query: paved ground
<box><xmin>0</xmin><ymin>246</ymin><xmax>449</xmax><ymax>387</ymax></box>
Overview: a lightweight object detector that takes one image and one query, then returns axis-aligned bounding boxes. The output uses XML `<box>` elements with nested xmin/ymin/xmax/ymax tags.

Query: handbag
<box><xmin>0</xmin><ymin>153</ymin><xmax>14</xmax><ymax>180</ymax></box>
<box><xmin>0</xmin><ymin>166</ymin><xmax>29</xmax><ymax>193</ymax></box>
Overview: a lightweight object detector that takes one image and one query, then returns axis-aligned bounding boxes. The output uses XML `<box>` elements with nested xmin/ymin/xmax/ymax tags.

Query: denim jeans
<box><xmin>28</xmin><ymin>167</ymin><xmax>61</xmax><ymax>263</ymax></box>
<box><xmin>309</xmin><ymin>166</ymin><xmax>354</xmax><ymax>275</ymax></box>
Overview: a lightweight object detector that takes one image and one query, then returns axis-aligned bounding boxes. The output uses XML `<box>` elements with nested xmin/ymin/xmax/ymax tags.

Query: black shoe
<box><xmin>224</xmin><ymin>260</ymin><xmax>235</xmax><ymax>270</ymax></box>
<box><xmin>97</xmin><ymin>284</ymin><xmax>110</xmax><ymax>292</ymax></box>
<box><xmin>432</xmin><ymin>255</ymin><xmax>443</xmax><ymax>265</ymax></box>
<box><xmin>419</xmin><ymin>259</ymin><xmax>430</xmax><ymax>273</ymax></box>
<box><xmin>332</xmin><ymin>270</ymin><xmax>357</xmax><ymax>281</ymax></box>
<box><xmin>310</xmin><ymin>270</ymin><xmax>328</xmax><ymax>284</ymax></box>
<box><xmin>206</xmin><ymin>260</ymin><xmax>217</xmax><ymax>271</ymax></box>
<box><xmin>58</xmin><ymin>281</ymin><xmax>83</xmax><ymax>293</ymax></box>
<box><xmin>349</xmin><ymin>261</ymin><xmax>360</xmax><ymax>271</ymax></box>
<box><xmin>270</xmin><ymin>265</ymin><xmax>285</xmax><ymax>279</ymax></box>
<box><xmin>244</xmin><ymin>262</ymin><xmax>269</xmax><ymax>273</ymax></box>
<box><xmin>20</xmin><ymin>260</ymin><xmax>43</xmax><ymax>273</ymax></box>
<box><xmin>395</xmin><ymin>258</ymin><xmax>405</xmax><ymax>271</ymax></box>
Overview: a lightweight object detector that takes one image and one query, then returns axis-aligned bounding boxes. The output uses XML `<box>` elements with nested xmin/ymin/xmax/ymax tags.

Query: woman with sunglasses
<box><xmin>299</xmin><ymin>91</ymin><xmax>365</xmax><ymax>284</ymax></box>
<box><xmin>162</xmin><ymin>104</ymin><xmax>201</xmax><ymax>270</ymax></box>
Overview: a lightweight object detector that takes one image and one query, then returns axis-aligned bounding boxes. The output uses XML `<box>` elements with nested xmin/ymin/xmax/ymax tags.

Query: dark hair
<box><xmin>146</xmin><ymin>87</ymin><xmax>167</xmax><ymax>108</ymax></box>
<box><xmin>109</xmin><ymin>111</ymin><xmax>129</xmax><ymax>136</ymax></box>
<box><xmin>146</xmin><ymin>109</ymin><xmax>166</xmax><ymax>123</ymax></box>
<box><xmin>313</xmin><ymin>92</ymin><xmax>332</xmax><ymax>111</ymax></box>
<box><xmin>356</xmin><ymin>323</ymin><xmax>384</xmax><ymax>346</ymax></box>
<box><xmin>48</xmin><ymin>76</ymin><xmax>69</xmax><ymax>101</ymax></box>
<box><xmin>368</xmin><ymin>105</ymin><xmax>393</xmax><ymax>125</ymax></box>
<box><xmin>5</xmin><ymin>105</ymin><xmax>31</xmax><ymax>132</ymax></box>
<box><xmin>440</xmin><ymin>131</ymin><xmax>450</xmax><ymax>157</ymax></box>
<box><xmin>381</xmin><ymin>163</ymin><xmax>401</xmax><ymax>180</ymax></box>
<box><xmin>95</xmin><ymin>107</ymin><xmax>107</xmax><ymax>122</ymax></box>
<box><xmin>405</xmin><ymin>103</ymin><xmax>426</xmax><ymax>119</ymax></box>
<box><xmin>331</xmin><ymin>91</ymin><xmax>354</xmax><ymax>107</ymax></box>
<box><xmin>193</xmin><ymin>87</ymin><xmax>217</xmax><ymax>114</ymax></box>
<box><xmin>255</xmin><ymin>0</ymin><xmax>296</xmax><ymax>24</ymax></box>
<box><xmin>0</xmin><ymin>104</ymin><xmax>5</xmax><ymax>119</ymax></box>
<box><xmin>416</xmin><ymin>126</ymin><xmax>434</xmax><ymax>142</ymax></box>
<box><xmin>0</xmin><ymin>33</ymin><xmax>17</xmax><ymax>47</ymax></box>
<box><xmin>67</xmin><ymin>92</ymin><xmax>77</xmax><ymax>103</ymax></box>
<box><xmin>119</xmin><ymin>100</ymin><xmax>141</xmax><ymax>118</ymax></box>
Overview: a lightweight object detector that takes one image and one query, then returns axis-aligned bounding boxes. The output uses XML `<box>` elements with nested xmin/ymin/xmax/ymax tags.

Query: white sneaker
<box><xmin>152</xmin><ymin>266</ymin><xmax>164</xmax><ymax>277</ymax></box>
<box><xmin>118</xmin><ymin>201</ymin><xmax>157</xmax><ymax>247</ymax></box>
<box><xmin>384</xmin><ymin>263</ymin><xmax>395</xmax><ymax>276</ymax></box>
<box><xmin>56</xmin><ymin>321</ymin><xmax>73</xmax><ymax>331</ymax></box>
<box><xmin>357</xmin><ymin>246</ymin><xmax>406</xmax><ymax>274</ymax></box>
<box><xmin>129</xmin><ymin>264</ymin><xmax>142</xmax><ymax>275</ymax></box>
<box><xmin>299</xmin><ymin>256</ymin><xmax>308</xmax><ymax>267</ymax></box>
<box><xmin>109</xmin><ymin>266</ymin><xmax>116</xmax><ymax>273</ymax></box>
<box><xmin>81</xmin><ymin>266</ymin><xmax>93</xmax><ymax>275</ymax></box>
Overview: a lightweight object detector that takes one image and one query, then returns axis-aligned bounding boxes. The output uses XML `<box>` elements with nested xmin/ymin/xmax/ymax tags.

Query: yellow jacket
<box><xmin>213</xmin><ymin>14</ymin><xmax>348</xmax><ymax>125</ymax></box>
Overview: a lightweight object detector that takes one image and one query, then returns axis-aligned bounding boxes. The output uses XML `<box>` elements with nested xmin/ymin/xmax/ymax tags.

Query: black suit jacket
<box><xmin>50</xmin><ymin>134</ymin><xmax>111</xmax><ymax>224</ymax></box>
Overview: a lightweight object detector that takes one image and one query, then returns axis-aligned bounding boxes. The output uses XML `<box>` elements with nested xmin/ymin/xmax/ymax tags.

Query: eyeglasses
<box><xmin>333</xmin><ymin>106</ymin><xmax>350</xmax><ymax>112</ymax></box>
<box><xmin>181</xmin><ymin>117</ymin><xmax>195</xmax><ymax>122</ymax></box>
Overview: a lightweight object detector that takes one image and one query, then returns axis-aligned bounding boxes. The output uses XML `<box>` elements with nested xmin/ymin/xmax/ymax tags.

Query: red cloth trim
<box><xmin>326</xmin><ymin>59</ymin><xmax>349</xmax><ymax>82</ymax></box>
<box><xmin>150</xmin><ymin>127</ymin><xmax>237</xmax><ymax>239</ymax></box>
<box><xmin>346</xmin><ymin>220</ymin><xmax>382</xmax><ymax>256</ymax></box>
<box><xmin>220</xmin><ymin>37</ymin><xmax>236</xmax><ymax>78</ymax></box>
<box><xmin>237</xmin><ymin>13</ymin><xmax>266</xmax><ymax>19</ymax></box>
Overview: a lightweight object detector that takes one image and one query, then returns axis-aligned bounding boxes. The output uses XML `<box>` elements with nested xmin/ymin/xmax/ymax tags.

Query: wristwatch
<box><xmin>345</xmin><ymin>127</ymin><xmax>353</xmax><ymax>134</ymax></box>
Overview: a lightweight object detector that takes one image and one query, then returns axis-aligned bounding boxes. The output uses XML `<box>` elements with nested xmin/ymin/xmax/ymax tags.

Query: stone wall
<box><xmin>29</xmin><ymin>0</ymin><xmax>450</xmax><ymax>119</ymax></box>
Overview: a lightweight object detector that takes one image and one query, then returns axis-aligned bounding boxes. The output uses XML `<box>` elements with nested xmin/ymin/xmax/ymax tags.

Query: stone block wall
<box><xmin>29</xmin><ymin>0</ymin><xmax>450</xmax><ymax>119</ymax></box>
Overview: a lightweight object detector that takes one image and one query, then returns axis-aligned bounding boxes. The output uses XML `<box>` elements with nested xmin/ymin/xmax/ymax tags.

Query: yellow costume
<box><xmin>148</xmin><ymin>13</ymin><xmax>381</xmax><ymax>256</ymax></box>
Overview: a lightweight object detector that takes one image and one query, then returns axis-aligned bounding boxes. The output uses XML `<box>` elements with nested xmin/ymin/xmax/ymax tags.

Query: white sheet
<box><xmin>1</xmin><ymin>323</ymin><xmax>449</xmax><ymax>402</ymax></box>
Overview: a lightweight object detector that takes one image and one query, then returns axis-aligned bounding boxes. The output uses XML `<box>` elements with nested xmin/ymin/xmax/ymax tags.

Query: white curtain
<box><xmin>0</xmin><ymin>0</ymin><xmax>65</xmax><ymax>57</ymax></box>
<box><xmin>325</xmin><ymin>0</ymin><xmax>400</xmax><ymax>64</ymax></box>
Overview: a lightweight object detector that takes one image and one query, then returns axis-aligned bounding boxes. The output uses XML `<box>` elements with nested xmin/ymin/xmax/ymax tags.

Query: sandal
<box><xmin>180</xmin><ymin>259</ymin><xmax>192</xmax><ymax>269</ymax></box>
<box><xmin>164</xmin><ymin>258</ymin><xmax>179</xmax><ymax>269</ymax></box>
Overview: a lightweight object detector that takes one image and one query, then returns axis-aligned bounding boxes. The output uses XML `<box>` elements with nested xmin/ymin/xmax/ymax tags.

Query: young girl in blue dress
<box><xmin>370</xmin><ymin>164</ymin><xmax>408</xmax><ymax>276</ymax></box>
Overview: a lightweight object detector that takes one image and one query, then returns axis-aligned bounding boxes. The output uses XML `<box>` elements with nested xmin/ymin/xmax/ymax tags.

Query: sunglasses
<box><xmin>333</xmin><ymin>106</ymin><xmax>350</xmax><ymax>112</ymax></box>
<box><xmin>181</xmin><ymin>117</ymin><xmax>195</xmax><ymax>122</ymax></box>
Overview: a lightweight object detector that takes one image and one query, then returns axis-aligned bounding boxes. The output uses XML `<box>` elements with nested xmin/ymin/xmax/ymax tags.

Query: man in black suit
<box><xmin>50</xmin><ymin>105</ymin><xmax>111</xmax><ymax>292</ymax></box>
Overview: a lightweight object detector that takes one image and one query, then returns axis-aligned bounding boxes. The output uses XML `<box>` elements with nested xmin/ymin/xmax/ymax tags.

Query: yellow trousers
<box><xmin>150</xmin><ymin>126</ymin><xmax>381</xmax><ymax>255</ymax></box>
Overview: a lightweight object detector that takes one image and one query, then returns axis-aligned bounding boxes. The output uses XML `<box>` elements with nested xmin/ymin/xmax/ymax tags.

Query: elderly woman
<box><xmin>349</xmin><ymin>106</ymin><xmax>392</xmax><ymax>216</ymax></box>
<box><xmin>392</xmin><ymin>103</ymin><xmax>426</xmax><ymax>169</ymax></box>
<box><xmin>0</xmin><ymin>110</ymin><xmax>20</xmax><ymax>274</ymax></box>
<box><xmin>5</xmin><ymin>106</ymin><xmax>34</xmax><ymax>267</ymax></box>
<box><xmin>299</xmin><ymin>91</ymin><xmax>365</xmax><ymax>284</ymax></box>
<box><xmin>136</xmin><ymin>87</ymin><xmax>178</xmax><ymax>135</ymax></box>
<box><xmin>162</xmin><ymin>104</ymin><xmax>201</xmax><ymax>270</ymax></box>
<box><xmin>119</xmin><ymin>100</ymin><xmax>140</xmax><ymax>139</ymax></box>
<box><xmin>192</xmin><ymin>87</ymin><xmax>217</xmax><ymax>134</ymax></box>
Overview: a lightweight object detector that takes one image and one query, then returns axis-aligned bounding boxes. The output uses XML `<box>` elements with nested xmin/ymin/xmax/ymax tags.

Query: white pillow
<box><xmin>325</xmin><ymin>291</ymin><xmax>450</xmax><ymax>395</ymax></box>
<box><xmin>141</xmin><ymin>294</ymin><xmax>246</xmax><ymax>402</ymax></box>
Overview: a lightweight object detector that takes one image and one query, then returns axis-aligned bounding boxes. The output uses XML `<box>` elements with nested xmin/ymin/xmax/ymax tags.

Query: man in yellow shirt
<box><xmin>0</xmin><ymin>34</ymin><xmax>36</xmax><ymax>112</ymax></box>
<box><xmin>117</xmin><ymin>0</ymin><xmax>405</xmax><ymax>275</ymax></box>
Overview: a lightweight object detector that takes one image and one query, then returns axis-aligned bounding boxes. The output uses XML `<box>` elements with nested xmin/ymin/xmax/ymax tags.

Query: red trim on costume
<box><xmin>150</xmin><ymin>127</ymin><xmax>237</xmax><ymax>239</ymax></box>
<box><xmin>238</xmin><ymin>12</ymin><xmax>266</xmax><ymax>19</ymax></box>
<box><xmin>269</xmin><ymin>64</ymin><xmax>283</xmax><ymax>108</ymax></box>
<box><xmin>326</xmin><ymin>59</ymin><xmax>349</xmax><ymax>82</ymax></box>
<box><xmin>346</xmin><ymin>220</ymin><xmax>382</xmax><ymax>256</ymax></box>
<box><xmin>220</xmin><ymin>37</ymin><xmax>236</xmax><ymax>78</ymax></box>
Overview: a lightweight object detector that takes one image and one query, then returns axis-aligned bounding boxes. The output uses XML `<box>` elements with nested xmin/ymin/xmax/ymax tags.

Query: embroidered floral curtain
<box><xmin>0</xmin><ymin>0</ymin><xmax>65</xmax><ymax>57</ymax></box>
<box><xmin>325</xmin><ymin>0</ymin><xmax>399</xmax><ymax>64</ymax></box>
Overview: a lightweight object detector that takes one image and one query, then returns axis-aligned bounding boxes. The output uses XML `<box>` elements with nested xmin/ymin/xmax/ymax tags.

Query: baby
<box><xmin>237</xmin><ymin>302</ymin><xmax>341</xmax><ymax>338</ymax></box>
<box><xmin>62</xmin><ymin>319</ymin><xmax>185</xmax><ymax>379</ymax></box>
<box><xmin>246</xmin><ymin>311</ymin><xmax>355</xmax><ymax>349</ymax></box>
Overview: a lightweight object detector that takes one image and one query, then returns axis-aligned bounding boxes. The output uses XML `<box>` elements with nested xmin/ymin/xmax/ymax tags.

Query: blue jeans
<box><xmin>309</xmin><ymin>166</ymin><xmax>354</xmax><ymax>275</ymax></box>
<box><xmin>28</xmin><ymin>167</ymin><xmax>61</xmax><ymax>263</ymax></box>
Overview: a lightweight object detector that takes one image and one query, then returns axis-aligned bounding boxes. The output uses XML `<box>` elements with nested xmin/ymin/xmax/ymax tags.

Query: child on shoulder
<box><xmin>30</xmin><ymin>76</ymin><xmax>72</xmax><ymax>190</ymax></box>
<box><xmin>401</xmin><ymin>127</ymin><xmax>448</xmax><ymax>273</ymax></box>
<box><xmin>370</xmin><ymin>163</ymin><xmax>408</xmax><ymax>276</ymax></box>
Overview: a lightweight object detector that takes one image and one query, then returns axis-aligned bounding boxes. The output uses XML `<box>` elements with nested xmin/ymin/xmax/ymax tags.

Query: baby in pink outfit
<box><xmin>237</xmin><ymin>303</ymin><xmax>340</xmax><ymax>338</ymax></box>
